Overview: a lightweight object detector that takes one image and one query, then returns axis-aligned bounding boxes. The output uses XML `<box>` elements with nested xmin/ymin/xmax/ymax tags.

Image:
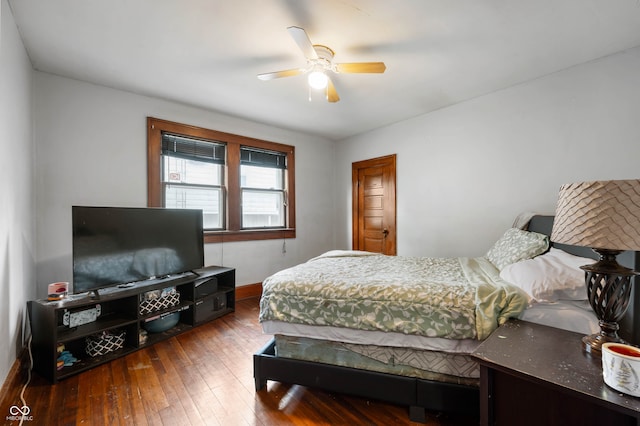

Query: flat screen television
<box><xmin>72</xmin><ymin>206</ymin><xmax>204</xmax><ymax>295</ymax></box>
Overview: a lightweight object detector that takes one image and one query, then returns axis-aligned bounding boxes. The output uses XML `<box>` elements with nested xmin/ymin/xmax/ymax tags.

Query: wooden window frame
<box><xmin>147</xmin><ymin>117</ymin><xmax>295</xmax><ymax>243</ymax></box>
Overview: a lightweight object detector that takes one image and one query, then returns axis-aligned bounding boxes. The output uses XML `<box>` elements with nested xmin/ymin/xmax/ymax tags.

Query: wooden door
<box><xmin>352</xmin><ymin>155</ymin><xmax>396</xmax><ymax>255</ymax></box>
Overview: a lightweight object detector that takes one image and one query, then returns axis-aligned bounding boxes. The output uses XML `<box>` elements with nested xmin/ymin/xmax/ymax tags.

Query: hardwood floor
<box><xmin>3</xmin><ymin>298</ymin><xmax>478</xmax><ymax>425</ymax></box>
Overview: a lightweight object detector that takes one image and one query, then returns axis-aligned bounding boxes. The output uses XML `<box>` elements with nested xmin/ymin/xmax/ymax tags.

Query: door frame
<box><xmin>352</xmin><ymin>154</ymin><xmax>397</xmax><ymax>255</ymax></box>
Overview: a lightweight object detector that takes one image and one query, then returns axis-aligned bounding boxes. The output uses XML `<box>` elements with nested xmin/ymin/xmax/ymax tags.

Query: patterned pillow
<box><xmin>486</xmin><ymin>228</ymin><xmax>549</xmax><ymax>271</ymax></box>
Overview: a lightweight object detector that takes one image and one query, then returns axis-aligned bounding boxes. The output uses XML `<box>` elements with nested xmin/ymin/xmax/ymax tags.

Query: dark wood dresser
<box><xmin>472</xmin><ymin>319</ymin><xmax>640</xmax><ymax>426</ymax></box>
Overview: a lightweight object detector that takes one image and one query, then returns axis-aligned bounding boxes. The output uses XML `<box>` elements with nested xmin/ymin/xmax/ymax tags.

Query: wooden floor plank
<box><xmin>7</xmin><ymin>298</ymin><xmax>478</xmax><ymax>425</ymax></box>
<box><xmin>108</xmin><ymin>357</ymin><xmax>138</xmax><ymax>426</ymax></box>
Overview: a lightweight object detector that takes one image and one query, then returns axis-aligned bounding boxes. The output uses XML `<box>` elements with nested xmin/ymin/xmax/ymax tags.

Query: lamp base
<box><xmin>581</xmin><ymin>332</ymin><xmax>626</xmax><ymax>355</ymax></box>
<box><xmin>580</xmin><ymin>248</ymin><xmax>637</xmax><ymax>356</ymax></box>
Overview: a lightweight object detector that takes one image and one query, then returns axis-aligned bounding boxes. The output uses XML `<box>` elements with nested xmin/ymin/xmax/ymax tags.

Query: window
<box><xmin>147</xmin><ymin>117</ymin><xmax>295</xmax><ymax>243</ymax></box>
<box><xmin>240</xmin><ymin>147</ymin><xmax>286</xmax><ymax>228</ymax></box>
<box><xmin>162</xmin><ymin>134</ymin><xmax>225</xmax><ymax>230</ymax></box>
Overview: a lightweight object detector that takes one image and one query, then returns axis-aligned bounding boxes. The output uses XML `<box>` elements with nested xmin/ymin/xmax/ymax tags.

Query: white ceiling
<box><xmin>8</xmin><ymin>0</ymin><xmax>640</xmax><ymax>141</ymax></box>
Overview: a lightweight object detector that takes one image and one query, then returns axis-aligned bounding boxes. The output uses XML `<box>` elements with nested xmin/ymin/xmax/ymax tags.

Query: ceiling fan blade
<box><xmin>326</xmin><ymin>77</ymin><xmax>340</xmax><ymax>103</ymax></box>
<box><xmin>335</xmin><ymin>62</ymin><xmax>386</xmax><ymax>73</ymax></box>
<box><xmin>257</xmin><ymin>68</ymin><xmax>304</xmax><ymax>81</ymax></box>
<box><xmin>287</xmin><ymin>26</ymin><xmax>318</xmax><ymax>59</ymax></box>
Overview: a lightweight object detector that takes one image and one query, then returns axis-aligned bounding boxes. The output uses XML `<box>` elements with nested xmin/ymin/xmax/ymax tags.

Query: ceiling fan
<box><xmin>257</xmin><ymin>26</ymin><xmax>386</xmax><ymax>103</ymax></box>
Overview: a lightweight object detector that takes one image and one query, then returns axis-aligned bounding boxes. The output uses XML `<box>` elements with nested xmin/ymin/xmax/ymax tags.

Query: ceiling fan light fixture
<box><xmin>308</xmin><ymin>70</ymin><xmax>328</xmax><ymax>90</ymax></box>
<box><xmin>258</xmin><ymin>27</ymin><xmax>385</xmax><ymax>102</ymax></box>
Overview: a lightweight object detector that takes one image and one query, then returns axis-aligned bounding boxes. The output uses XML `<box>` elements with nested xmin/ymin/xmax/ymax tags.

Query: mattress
<box><xmin>262</xmin><ymin>320</ymin><xmax>480</xmax><ymax>353</ymax></box>
<box><xmin>274</xmin><ymin>335</ymin><xmax>479</xmax><ymax>387</ymax></box>
<box><xmin>262</xmin><ymin>300</ymin><xmax>598</xmax><ymax>353</ymax></box>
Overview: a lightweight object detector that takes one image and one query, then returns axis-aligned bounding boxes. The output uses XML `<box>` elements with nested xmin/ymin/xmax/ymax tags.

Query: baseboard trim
<box><xmin>236</xmin><ymin>282</ymin><xmax>262</xmax><ymax>300</ymax></box>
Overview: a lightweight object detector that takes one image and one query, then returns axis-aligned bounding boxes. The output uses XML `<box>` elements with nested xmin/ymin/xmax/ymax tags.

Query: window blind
<box><xmin>162</xmin><ymin>133</ymin><xmax>225</xmax><ymax>164</ymax></box>
<box><xmin>240</xmin><ymin>147</ymin><xmax>286</xmax><ymax>169</ymax></box>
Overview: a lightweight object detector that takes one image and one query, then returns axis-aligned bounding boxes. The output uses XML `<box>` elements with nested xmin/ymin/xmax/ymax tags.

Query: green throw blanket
<box><xmin>259</xmin><ymin>250</ymin><xmax>528</xmax><ymax>340</ymax></box>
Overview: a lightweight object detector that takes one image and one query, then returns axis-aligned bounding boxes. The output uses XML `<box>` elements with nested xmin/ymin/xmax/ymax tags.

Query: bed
<box><xmin>253</xmin><ymin>215</ymin><xmax>640</xmax><ymax>422</ymax></box>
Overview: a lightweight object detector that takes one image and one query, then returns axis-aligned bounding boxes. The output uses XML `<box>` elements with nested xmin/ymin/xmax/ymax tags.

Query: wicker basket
<box><xmin>139</xmin><ymin>290</ymin><xmax>180</xmax><ymax>315</ymax></box>
<box><xmin>86</xmin><ymin>330</ymin><xmax>126</xmax><ymax>357</ymax></box>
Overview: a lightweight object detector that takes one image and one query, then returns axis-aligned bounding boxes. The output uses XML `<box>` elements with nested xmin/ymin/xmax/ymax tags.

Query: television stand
<box><xmin>27</xmin><ymin>265</ymin><xmax>235</xmax><ymax>383</ymax></box>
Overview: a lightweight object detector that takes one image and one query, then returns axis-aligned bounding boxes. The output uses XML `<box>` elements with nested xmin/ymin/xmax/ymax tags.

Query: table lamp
<box><xmin>550</xmin><ymin>179</ymin><xmax>640</xmax><ymax>355</ymax></box>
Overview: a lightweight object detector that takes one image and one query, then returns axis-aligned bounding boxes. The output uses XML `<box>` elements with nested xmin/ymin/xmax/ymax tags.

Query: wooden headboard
<box><xmin>528</xmin><ymin>215</ymin><xmax>640</xmax><ymax>345</ymax></box>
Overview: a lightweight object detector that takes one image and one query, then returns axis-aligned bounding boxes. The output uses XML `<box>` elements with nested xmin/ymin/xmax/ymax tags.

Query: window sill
<box><xmin>204</xmin><ymin>228</ymin><xmax>295</xmax><ymax>243</ymax></box>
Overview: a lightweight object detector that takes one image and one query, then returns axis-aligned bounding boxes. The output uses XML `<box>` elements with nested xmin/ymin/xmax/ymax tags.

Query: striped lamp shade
<box><xmin>551</xmin><ymin>180</ymin><xmax>640</xmax><ymax>251</ymax></box>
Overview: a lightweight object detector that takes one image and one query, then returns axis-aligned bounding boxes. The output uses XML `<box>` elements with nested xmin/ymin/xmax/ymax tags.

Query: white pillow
<box><xmin>499</xmin><ymin>247</ymin><xmax>594</xmax><ymax>302</ymax></box>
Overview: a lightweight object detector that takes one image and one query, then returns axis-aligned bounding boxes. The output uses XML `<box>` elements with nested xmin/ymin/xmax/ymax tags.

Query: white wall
<box><xmin>0</xmin><ymin>0</ymin><xmax>36</xmax><ymax>385</ymax></box>
<box><xmin>336</xmin><ymin>47</ymin><xmax>640</xmax><ymax>258</ymax></box>
<box><xmin>33</xmin><ymin>72</ymin><xmax>336</xmax><ymax>299</ymax></box>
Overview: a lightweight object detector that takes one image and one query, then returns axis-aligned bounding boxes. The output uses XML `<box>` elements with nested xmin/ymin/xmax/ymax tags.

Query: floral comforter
<box><xmin>259</xmin><ymin>250</ymin><xmax>528</xmax><ymax>340</ymax></box>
